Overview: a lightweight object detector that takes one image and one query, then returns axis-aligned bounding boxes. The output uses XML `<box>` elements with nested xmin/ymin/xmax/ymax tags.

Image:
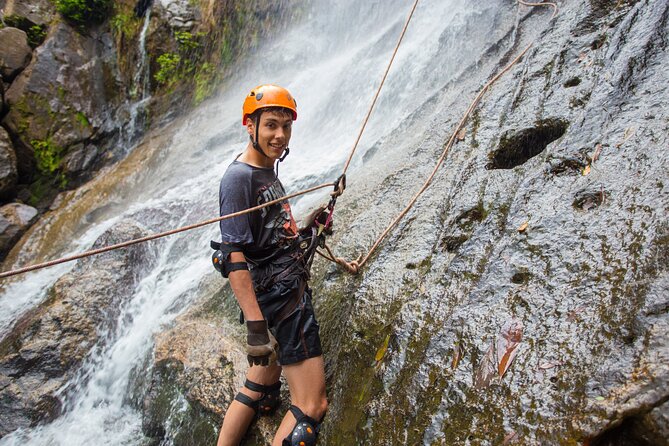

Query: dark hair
<box><xmin>248</xmin><ymin>106</ymin><xmax>293</xmax><ymax>124</ymax></box>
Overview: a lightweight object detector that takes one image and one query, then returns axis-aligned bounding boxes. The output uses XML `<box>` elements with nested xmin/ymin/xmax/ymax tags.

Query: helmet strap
<box><xmin>251</xmin><ymin>110</ymin><xmax>270</xmax><ymax>159</ymax></box>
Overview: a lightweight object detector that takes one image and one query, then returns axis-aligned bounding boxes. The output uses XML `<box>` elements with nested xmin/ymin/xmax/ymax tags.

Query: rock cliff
<box><xmin>148</xmin><ymin>0</ymin><xmax>669</xmax><ymax>444</ymax></box>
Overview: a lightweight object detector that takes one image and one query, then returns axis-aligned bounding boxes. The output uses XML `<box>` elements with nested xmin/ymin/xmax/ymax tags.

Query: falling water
<box><xmin>0</xmin><ymin>0</ymin><xmax>508</xmax><ymax>444</ymax></box>
<box><xmin>124</xmin><ymin>5</ymin><xmax>153</xmax><ymax>149</ymax></box>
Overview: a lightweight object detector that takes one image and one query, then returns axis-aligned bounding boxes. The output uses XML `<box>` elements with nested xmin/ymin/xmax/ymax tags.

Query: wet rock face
<box><xmin>138</xmin><ymin>315</ymin><xmax>279</xmax><ymax>445</ymax></box>
<box><xmin>4</xmin><ymin>21</ymin><xmax>122</xmax><ymax>165</ymax></box>
<box><xmin>0</xmin><ymin>28</ymin><xmax>33</xmax><ymax>81</ymax></box>
<box><xmin>0</xmin><ymin>0</ymin><xmax>55</xmax><ymax>26</ymax></box>
<box><xmin>0</xmin><ymin>219</ymin><xmax>153</xmax><ymax>437</ymax></box>
<box><xmin>487</xmin><ymin>118</ymin><xmax>568</xmax><ymax>169</ymax></box>
<box><xmin>156</xmin><ymin>0</ymin><xmax>198</xmax><ymax>29</ymax></box>
<box><xmin>314</xmin><ymin>1</ymin><xmax>669</xmax><ymax>445</ymax></box>
<box><xmin>0</xmin><ymin>127</ymin><xmax>18</xmax><ymax>199</ymax></box>
<box><xmin>0</xmin><ymin>203</ymin><xmax>37</xmax><ymax>260</ymax></box>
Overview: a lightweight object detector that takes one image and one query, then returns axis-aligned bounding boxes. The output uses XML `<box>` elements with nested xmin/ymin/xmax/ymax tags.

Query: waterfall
<box><xmin>0</xmin><ymin>0</ymin><xmax>507</xmax><ymax>444</ymax></box>
<box><xmin>124</xmin><ymin>5</ymin><xmax>153</xmax><ymax>150</ymax></box>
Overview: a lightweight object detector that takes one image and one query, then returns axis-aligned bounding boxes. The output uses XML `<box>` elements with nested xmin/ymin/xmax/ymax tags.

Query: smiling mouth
<box><xmin>269</xmin><ymin>143</ymin><xmax>286</xmax><ymax>151</ymax></box>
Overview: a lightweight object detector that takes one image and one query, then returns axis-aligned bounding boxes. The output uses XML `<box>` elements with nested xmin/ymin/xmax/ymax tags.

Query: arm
<box><xmin>227</xmin><ymin>251</ymin><xmax>263</xmax><ymax>321</ymax></box>
<box><xmin>226</xmin><ymin>250</ymin><xmax>277</xmax><ymax>366</ymax></box>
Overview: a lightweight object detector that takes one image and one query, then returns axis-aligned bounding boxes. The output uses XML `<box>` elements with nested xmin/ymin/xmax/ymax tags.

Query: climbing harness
<box><xmin>234</xmin><ymin>379</ymin><xmax>282</xmax><ymax>416</ymax></box>
<box><xmin>0</xmin><ymin>0</ymin><xmax>558</xmax><ymax>280</ymax></box>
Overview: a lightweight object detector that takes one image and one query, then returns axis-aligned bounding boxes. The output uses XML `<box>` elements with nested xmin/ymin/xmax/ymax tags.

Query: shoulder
<box><xmin>220</xmin><ymin>161</ymin><xmax>253</xmax><ymax>191</ymax></box>
<box><xmin>221</xmin><ymin>161</ymin><xmax>252</xmax><ymax>182</ymax></box>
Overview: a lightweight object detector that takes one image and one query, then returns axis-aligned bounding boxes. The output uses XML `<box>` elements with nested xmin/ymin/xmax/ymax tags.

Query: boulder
<box><xmin>0</xmin><ymin>219</ymin><xmax>154</xmax><ymax>436</ymax></box>
<box><xmin>140</xmin><ymin>309</ymin><xmax>279</xmax><ymax>445</ymax></box>
<box><xmin>0</xmin><ymin>27</ymin><xmax>32</xmax><ymax>81</ymax></box>
<box><xmin>0</xmin><ymin>202</ymin><xmax>37</xmax><ymax>259</ymax></box>
<box><xmin>1</xmin><ymin>79</ymin><xmax>5</xmax><ymax>119</ymax></box>
<box><xmin>3</xmin><ymin>21</ymin><xmax>123</xmax><ymax>174</ymax></box>
<box><xmin>141</xmin><ymin>318</ymin><xmax>242</xmax><ymax>443</ymax></box>
<box><xmin>0</xmin><ymin>127</ymin><xmax>17</xmax><ymax>199</ymax></box>
<box><xmin>0</xmin><ymin>0</ymin><xmax>55</xmax><ymax>26</ymax></box>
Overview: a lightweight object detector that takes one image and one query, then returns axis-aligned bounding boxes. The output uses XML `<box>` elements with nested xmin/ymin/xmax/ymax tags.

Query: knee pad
<box><xmin>283</xmin><ymin>405</ymin><xmax>320</xmax><ymax>446</ymax></box>
<box><xmin>234</xmin><ymin>379</ymin><xmax>281</xmax><ymax>416</ymax></box>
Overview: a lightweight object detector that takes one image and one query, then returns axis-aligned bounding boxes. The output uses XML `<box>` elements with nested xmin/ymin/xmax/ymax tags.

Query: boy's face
<box><xmin>247</xmin><ymin>110</ymin><xmax>293</xmax><ymax>160</ymax></box>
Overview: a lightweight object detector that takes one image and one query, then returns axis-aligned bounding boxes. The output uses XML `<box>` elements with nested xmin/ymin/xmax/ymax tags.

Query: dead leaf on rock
<box><xmin>538</xmin><ymin>360</ymin><xmax>563</xmax><ymax>370</ymax></box>
<box><xmin>567</xmin><ymin>305</ymin><xmax>587</xmax><ymax>322</ymax></box>
<box><xmin>375</xmin><ymin>334</ymin><xmax>391</xmax><ymax>362</ymax></box>
<box><xmin>497</xmin><ymin>319</ymin><xmax>523</xmax><ymax>378</ymax></box>
<box><xmin>582</xmin><ymin>164</ymin><xmax>591</xmax><ymax>176</ymax></box>
<box><xmin>592</xmin><ymin>143</ymin><xmax>603</xmax><ymax>162</ymax></box>
<box><xmin>517</xmin><ymin>221</ymin><xmax>529</xmax><ymax>233</ymax></box>
<box><xmin>474</xmin><ymin>345</ymin><xmax>497</xmax><ymax>389</ymax></box>
<box><xmin>474</xmin><ymin>318</ymin><xmax>524</xmax><ymax>388</ymax></box>
<box><xmin>457</xmin><ymin>128</ymin><xmax>467</xmax><ymax>141</ymax></box>
<box><xmin>452</xmin><ymin>342</ymin><xmax>462</xmax><ymax>370</ymax></box>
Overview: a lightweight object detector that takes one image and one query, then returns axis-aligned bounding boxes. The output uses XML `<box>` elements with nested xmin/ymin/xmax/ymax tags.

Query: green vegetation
<box><xmin>55</xmin><ymin>0</ymin><xmax>111</xmax><ymax>26</ymax></box>
<box><xmin>27</xmin><ymin>25</ymin><xmax>47</xmax><ymax>47</ymax></box>
<box><xmin>154</xmin><ymin>30</ymin><xmax>218</xmax><ymax>103</ymax></box>
<box><xmin>29</xmin><ymin>138</ymin><xmax>67</xmax><ymax>199</ymax></box>
<box><xmin>31</xmin><ymin>138</ymin><xmax>64</xmax><ymax>176</ymax></box>
<box><xmin>175</xmin><ymin>31</ymin><xmax>201</xmax><ymax>51</ymax></box>
<box><xmin>155</xmin><ymin>53</ymin><xmax>182</xmax><ymax>86</ymax></box>
<box><xmin>75</xmin><ymin>111</ymin><xmax>90</xmax><ymax>128</ymax></box>
<box><xmin>110</xmin><ymin>12</ymin><xmax>141</xmax><ymax>40</ymax></box>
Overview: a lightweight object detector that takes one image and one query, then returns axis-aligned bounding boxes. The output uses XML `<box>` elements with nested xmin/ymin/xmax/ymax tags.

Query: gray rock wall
<box><xmin>314</xmin><ymin>1</ymin><xmax>669</xmax><ymax>444</ymax></box>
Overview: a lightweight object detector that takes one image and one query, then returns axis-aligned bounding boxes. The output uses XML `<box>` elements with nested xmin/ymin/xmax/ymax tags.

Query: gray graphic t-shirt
<box><xmin>218</xmin><ymin>160</ymin><xmax>298</xmax><ymax>266</ymax></box>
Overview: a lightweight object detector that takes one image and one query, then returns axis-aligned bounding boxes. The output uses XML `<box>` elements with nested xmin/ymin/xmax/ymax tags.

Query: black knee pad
<box><xmin>234</xmin><ymin>380</ymin><xmax>282</xmax><ymax>416</ymax></box>
<box><xmin>283</xmin><ymin>405</ymin><xmax>320</xmax><ymax>446</ymax></box>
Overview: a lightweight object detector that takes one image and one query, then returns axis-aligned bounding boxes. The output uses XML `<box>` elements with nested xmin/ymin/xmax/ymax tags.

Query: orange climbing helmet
<box><xmin>242</xmin><ymin>84</ymin><xmax>297</xmax><ymax>125</ymax></box>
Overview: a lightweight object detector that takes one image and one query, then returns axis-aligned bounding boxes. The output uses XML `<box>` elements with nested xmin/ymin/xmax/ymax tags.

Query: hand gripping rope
<box><xmin>0</xmin><ymin>1</ymin><xmax>558</xmax><ymax>280</ymax></box>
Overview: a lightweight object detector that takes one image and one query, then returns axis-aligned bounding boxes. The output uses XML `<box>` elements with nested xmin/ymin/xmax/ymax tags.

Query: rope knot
<box><xmin>336</xmin><ymin>258</ymin><xmax>359</xmax><ymax>275</ymax></box>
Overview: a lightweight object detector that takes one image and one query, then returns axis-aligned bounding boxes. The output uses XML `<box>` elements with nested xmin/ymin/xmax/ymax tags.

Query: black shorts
<box><xmin>256</xmin><ymin>276</ymin><xmax>322</xmax><ymax>365</ymax></box>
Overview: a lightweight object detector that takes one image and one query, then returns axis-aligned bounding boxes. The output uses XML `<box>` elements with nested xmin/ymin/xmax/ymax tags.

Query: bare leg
<box><xmin>272</xmin><ymin>356</ymin><xmax>328</xmax><ymax>446</ymax></box>
<box><xmin>218</xmin><ymin>363</ymin><xmax>283</xmax><ymax>446</ymax></box>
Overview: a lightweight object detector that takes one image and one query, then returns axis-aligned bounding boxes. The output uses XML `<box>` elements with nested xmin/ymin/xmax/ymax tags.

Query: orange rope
<box><xmin>330</xmin><ymin>0</ymin><xmax>559</xmax><ymax>274</ymax></box>
<box><xmin>0</xmin><ymin>182</ymin><xmax>335</xmax><ymax>279</ymax></box>
<box><xmin>341</xmin><ymin>0</ymin><xmax>421</xmax><ymax>175</ymax></box>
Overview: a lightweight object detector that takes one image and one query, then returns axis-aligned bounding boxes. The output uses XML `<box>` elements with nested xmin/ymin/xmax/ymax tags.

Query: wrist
<box><xmin>246</xmin><ymin>320</ymin><xmax>270</xmax><ymax>345</ymax></box>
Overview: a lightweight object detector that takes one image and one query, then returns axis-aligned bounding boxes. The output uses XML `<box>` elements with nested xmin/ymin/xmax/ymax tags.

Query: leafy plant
<box><xmin>175</xmin><ymin>31</ymin><xmax>200</xmax><ymax>51</ymax></box>
<box><xmin>31</xmin><ymin>138</ymin><xmax>65</xmax><ymax>175</ymax></box>
<box><xmin>55</xmin><ymin>0</ymin><xmax>111</xmax><ymax>26</ymax></box>
<box><xmin>154</xmin><ymin>53</ymin><xmax>181</xmax><ymax>85</ymax></box>
<box><xmin>75</xmin><ymin>112</ymin><xmax>90</xmax><ymax>128</ymax></box>
<box><xmin>31</xmin><ymin>138</ymin><xmax>69</xmax><ymax>190</ymax></box>
<box><xmin>27</xmin><ymin>25</ymin><xmax>47</xmax><ymax>47</ymax></box>
<box><xmin>2</xmin><ymin>15</ymin><xmax>48</xmax><ymax>47</ymax></box>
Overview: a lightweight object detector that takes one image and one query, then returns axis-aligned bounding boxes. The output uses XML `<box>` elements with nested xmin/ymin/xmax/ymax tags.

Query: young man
<box><xmin>214</xmin><ymin>84</ymin><xmax>328</xmax><ymax>446</ymax></box>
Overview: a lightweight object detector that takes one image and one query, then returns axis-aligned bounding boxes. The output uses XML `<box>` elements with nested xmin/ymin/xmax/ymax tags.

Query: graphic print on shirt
<box><xmin>257</xmin><ymin>179</ymin><xmax>298</xmax><ymax>246</ymax></box>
